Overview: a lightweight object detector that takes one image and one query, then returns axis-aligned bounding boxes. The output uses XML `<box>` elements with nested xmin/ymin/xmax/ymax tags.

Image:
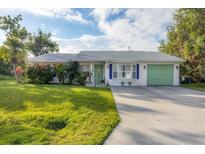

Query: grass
<box><xmin>182</xmin><ymin>83</ymin><xmax>205</xmax><ymax>92</ymax></box>
<box><xmin>0</xmin><ymin>80</ymin><xmax>120</xmax><ymax>145</ymax></box>
<box><xmin>0</xmin><ymin>75</ymin><xmax>15</xmax><ymax>80</ymax></box>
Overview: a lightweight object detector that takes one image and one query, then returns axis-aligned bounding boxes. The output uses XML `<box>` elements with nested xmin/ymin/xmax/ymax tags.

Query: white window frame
<box><xmin>112</xmin><ymin>64</ymin><xmax>118</xmax><ymax>79</ymax></box>
<box><xmin>118</xmin><ymin>64</ymin><xmax>132</xmax><ymax>79</ymax></box>
<box><xmin>132</xmin><ymin>65</ymin><xmax>136</xmax><ymax>79</ymax></box>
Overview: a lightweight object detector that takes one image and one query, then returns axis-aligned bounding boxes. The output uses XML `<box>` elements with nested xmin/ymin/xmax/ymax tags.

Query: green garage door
<box><xmin>147</xmin><ymin>64</ymin><xmax>173</xmax><ymax>86</ymax></box>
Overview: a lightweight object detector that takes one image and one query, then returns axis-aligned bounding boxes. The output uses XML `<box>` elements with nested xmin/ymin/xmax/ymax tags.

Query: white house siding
<box><xmin>105</xmin><ymin>62</ymin><xmax>147</xmax><ymax>86</ymax></box>
<box><xmin>106</xmin><ymin>62</ymin><xmax>180</xmax><ymax>86</ymax></box>
<box><xmin>173</xmin><ymin>63</ymin><xmax>180</xmax><ymax>86</ymax></box>
<box><xmin>79</xmin><ymin>61</ymin><xmax>180</xmax><ymax>86</ymax></box>
<box><xmin>79</xmin><ymin>61</ymin><xmax>105</xmax><ymax>84</ymax></box>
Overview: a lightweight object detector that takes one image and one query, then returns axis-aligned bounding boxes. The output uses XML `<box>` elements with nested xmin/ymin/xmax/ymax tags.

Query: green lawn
<box><xmin>0</xmin><ymin>80</ymin><xmax>120</xmax><ymax>145</ymax></box>
<box><xmin>182</xmin><ymin>83</ymin><xmax>205</xmax><ymax>92</ymax></box>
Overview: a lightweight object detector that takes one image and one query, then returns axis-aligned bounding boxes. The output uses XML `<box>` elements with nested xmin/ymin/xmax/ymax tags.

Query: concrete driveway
<box><xmin>104</xmin><ymin>86</ymin><xmax>205</xmax><ymax>144</ymax></box>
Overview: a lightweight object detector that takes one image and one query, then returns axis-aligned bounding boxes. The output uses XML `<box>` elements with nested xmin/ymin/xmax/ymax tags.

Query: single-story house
<box><xmin>30</xmin><ymin>51</ymin><xmax>184</xmax><ymax>86</ymax></box>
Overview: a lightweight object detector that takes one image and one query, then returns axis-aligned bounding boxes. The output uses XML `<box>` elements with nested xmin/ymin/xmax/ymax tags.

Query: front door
<box><xmin>94</xmin><ymin>65</ymin><xmax>104</xmax><ymax>85</ymax></box>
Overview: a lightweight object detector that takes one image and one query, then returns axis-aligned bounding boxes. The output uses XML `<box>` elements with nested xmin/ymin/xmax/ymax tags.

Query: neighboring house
<box><xmin>30</xmin><ymin>51</ymin><xmax>184</xmax><ymax>86</ymax></box>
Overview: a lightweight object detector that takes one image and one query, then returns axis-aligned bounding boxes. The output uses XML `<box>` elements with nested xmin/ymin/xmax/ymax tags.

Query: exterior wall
<box><xmin>173</xmin><ymin>63</ymin><xmax>180</xmax><ymax>86</ymax></box>
<box><xmin>105</xmin><ymin>62</ymin><xmax>180</xmax><ymax>86</ymax></box>
<box><xmin>105</xmin><ymin>62</ymin><xmax>147</xmax><ymax>86</ymax></box>
<box><xmin>79</xmin><ymin>61</ymin><xmax>105</xmax><ymax>85</ymax></box>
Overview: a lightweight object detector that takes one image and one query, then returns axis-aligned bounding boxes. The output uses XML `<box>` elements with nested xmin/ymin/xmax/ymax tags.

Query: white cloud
<box><xmin>52</xmin><ymin>34</ymin><xmax>125</xmax><ymax>53</ymax></box>
<box><xmin>24</xmin><ymin>8</ymin><xmax>90</xmax><ymax>24</ymax></box>
<box><xmin>90</xmin><ymin>8</ymin><xmax>176</xmax><ymax>51</ymax></box>
<box><xmin>50</xmin><ymin>9</ymin><xmax>176</xmax><ymax>53</ymax></box>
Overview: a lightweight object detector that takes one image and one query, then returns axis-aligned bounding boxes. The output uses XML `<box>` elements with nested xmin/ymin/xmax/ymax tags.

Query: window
<box><xmin>119</xmin><ymin>65</ymin><xmax>131</xmax><ymax>79</ymax></box>
<box><xmin>80</xmin><ymin>65</ymin><xmax>90</xmax><ymax>72</ymax></box>
<box><xmin>113</xmin><ymin>64</ymin><xmax>118</xmax><ymax>78</ymax></box>
<box><xmin>132</xmin><ymin>65</ymin><xmax>136</xmax><ymax>79</ymax></box>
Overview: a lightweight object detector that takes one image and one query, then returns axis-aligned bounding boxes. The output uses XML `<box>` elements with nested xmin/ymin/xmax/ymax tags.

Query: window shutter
<box><xmin>109</xmin><ymin>64</ymin><xmax>112</xmax><ymax>79</ymax></box>
<box><xmin>136</xmin><ymin>64</ymin><xmax>139</xmax><ymax>79</ymax></box>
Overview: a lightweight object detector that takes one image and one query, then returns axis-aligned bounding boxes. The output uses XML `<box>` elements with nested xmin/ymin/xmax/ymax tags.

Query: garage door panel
<box><xmin>147</xmin><ymin>64</ymin><xmax>173</xmax><ymax>86</ymax></box>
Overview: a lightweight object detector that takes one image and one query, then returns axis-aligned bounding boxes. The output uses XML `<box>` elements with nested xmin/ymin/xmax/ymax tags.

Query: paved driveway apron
<box><xmin>104</xmin><ymin>86</ymin><xmax>205</xmax><ymax>144</ymax></box>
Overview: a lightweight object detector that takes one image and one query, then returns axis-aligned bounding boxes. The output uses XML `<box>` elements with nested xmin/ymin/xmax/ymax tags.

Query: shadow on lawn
<box><xmin>0</xmin><ymin>83</ymin><xmax>115</xmax><ymax>113</ymax></box>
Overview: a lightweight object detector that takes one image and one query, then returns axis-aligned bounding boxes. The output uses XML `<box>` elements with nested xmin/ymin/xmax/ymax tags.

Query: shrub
<box><xmin>54</xmin><ymin>64</ymin><xmax>67</xmax><ymax>84</ymax></box>
<box><xmin>65</xmin><ymin>61</ymin><xmax>79</xmax><ymax>83</ymax></box>
<box><xmin>0</xmin><ymin>60</ymin><xmax>12</xmax><ymax>76</ymax></box>
<box><xmin>27</xmin><ymin>64</ymin><xmax>53</xmax><ymax>84</ymax></box>
<box><xmin>74</xmin><ymin>71</ymin><xmax>90</xmax><ymax>85</ymax></box>
<box><xmin>15</xmin><ymin>66</ymin><xmax>24</xmax><ymax>83</ymax></box>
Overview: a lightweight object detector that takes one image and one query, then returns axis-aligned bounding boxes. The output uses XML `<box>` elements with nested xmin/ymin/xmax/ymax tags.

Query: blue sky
<box><xmin>0</xmin><ymin>8</ymin><xmax>176</xmax><ymax>53</ymax></box>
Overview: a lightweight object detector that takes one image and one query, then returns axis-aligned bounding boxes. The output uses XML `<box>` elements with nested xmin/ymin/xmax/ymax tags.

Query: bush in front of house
<box><xmin>73</xmin><ymin>71</ymin><xmax>90</xmax><ymax>85</ymax></box>
<box><xmin>54</xmin><ymin>61</ymin><xmax>80</xmax><ymax>84</ymax></box>
<box><xmin>27</xmin><ymin>64</ymin><xmax>53</xmax><ymax>84</ymax></box>
<box><xmin>64</xmin><ymin>61</ymin><xmax>80</xmax><ymax>83</ymax></box>
<box><xmin>26</xmin><ymin>61</ymin><xmax>91</xmax><ymax>85</ymax></box>
<box><xmin>54</xmin><ymin>64</ymin><xmax>67</xmax><ymax>84</ymax></box>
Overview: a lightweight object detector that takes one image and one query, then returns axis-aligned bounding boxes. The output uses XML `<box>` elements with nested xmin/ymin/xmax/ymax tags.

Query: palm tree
<box><xmin>4</xmin><ymin>36</ymin><xmax>26</xmax><ymax>79</ymax></box>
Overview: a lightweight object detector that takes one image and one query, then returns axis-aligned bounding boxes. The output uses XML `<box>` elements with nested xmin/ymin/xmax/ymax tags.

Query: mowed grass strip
<box><xmin>182</xmin><ymin>83</ymin><xmax>205</xmax><ymax>92</ymax></box>
<box><xmin>0</xmin><ymin>80</ymin><xmax>120</xmax><ymax>144</ymax></box>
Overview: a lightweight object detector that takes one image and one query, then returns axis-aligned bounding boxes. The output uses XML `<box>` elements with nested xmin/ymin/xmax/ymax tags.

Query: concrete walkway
<box><xmin>104</xmin><ymin>86</ymin><xmax>205</xmax><ymax>144</ymax></box>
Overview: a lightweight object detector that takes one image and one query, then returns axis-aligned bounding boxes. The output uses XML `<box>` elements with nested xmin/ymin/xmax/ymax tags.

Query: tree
<box><xmin>159</xmin><ymin>9</ymin><xmax>205</xmax><ymax>82</ymax></box>
<box><xmin>0</xmin><ymin>46</ymin><xmax>12</xmax><ymax>75</ymax></box>
<box><xmin>4</xmin><ymin>36</ymin><xmax>27</xmax><ymax>77</ymax></box>
<box><xmin>27</xmin><ymin>30</ymin><xmax>59</xmax><ymax>56</ymax></box>
<box><xmin>0</xmin><ymin>15</ymin><xmax>28</xmax><ymax>79</ymax></box>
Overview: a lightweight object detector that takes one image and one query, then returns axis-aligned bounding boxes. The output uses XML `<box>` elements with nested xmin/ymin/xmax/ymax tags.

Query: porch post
<box><xmin>104</xmin><ymin>62</ymin><xmax>107</xmax><ymax>84</ymax></box>
<box><xmin>90</xmin><ymin>62</ymin><xmax>94</xmax><ymax>84</ymax></box>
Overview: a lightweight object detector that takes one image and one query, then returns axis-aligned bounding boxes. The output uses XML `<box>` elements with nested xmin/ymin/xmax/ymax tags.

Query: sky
<box><xmin>0</xmin><ymin>8</ymin><xmax>176</xmax><ymax>53</ymax></box>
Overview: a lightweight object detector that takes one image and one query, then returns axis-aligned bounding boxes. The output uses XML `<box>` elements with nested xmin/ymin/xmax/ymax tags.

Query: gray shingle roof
<box><xmin>29</xmin><ymin>51</ymin><xmax>184</xmax><ymax>63</ymax></box>
<box><xmin>29</xmin><ymin>53</ymin><xmax>100</xmax><ymax>63</ymax></box>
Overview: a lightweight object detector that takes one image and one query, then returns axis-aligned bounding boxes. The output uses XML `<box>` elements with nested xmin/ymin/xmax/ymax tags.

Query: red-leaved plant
<box><xmin>15</xmin><ymin>66</ymin><xmax>24</xmax><ymax>82</ymax></box>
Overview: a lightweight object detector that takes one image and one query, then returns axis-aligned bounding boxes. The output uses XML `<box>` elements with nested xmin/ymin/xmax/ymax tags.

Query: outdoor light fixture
<box><xmin>144</xmin><ymin>65</ymin><xmax>146</xmax><ymax>69</ymax></box>
<box><xmin>176</xmin><ymin>66</ymin><xmax>179</xmax><ymax>70</ymax></box>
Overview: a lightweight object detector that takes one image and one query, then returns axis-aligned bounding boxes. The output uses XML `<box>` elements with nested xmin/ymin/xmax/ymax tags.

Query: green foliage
<box><xmin>159</xmin><ymin>9</ymin><xmax>205</xmax><ymax>82</ymax></box>
<box><xmin>26</xmin><ymin>62</ymin><xmax>82</xmax><ymax>84</ymax></box>
<box><xmin>0</xmin><ymin>60</ymin><xmax>12</xmax><ymax>76</ymax></box>
<box><xmin>0</xmin><ymin>80</ymin><xmax>120</xmax><ymax>144</ymax></box>
<box><xmin>0</xmin><ymin>46</ymin><xmax>10</xmax><ymax>62</ymax></box>
<box><xmin>26</xmin><ymin>64</ymin><xmax>53</xmax><ymax>84</ymax></box>
<box><xmin>27</xmin><ymin>30</ymin><xmax>59</xmax><ymax>56</ymax></box>
<box><xmin>65</xmin><ymin>61</ymin><xmax>80</xmax><ymax>83</ymax></box>
<box><xmin>0</xmin><ymin>75</ymin><xmax>14</xmax><ymax>80</ymax></box>
<box><xmin>0</xmin><ymin>15</ymin><xmax>29</xmax><ymax>80</ymax></box>
<box><xmin>0</xmin><ymin>15</ymin><xmax>60</xmax><ymax>82</ymax></box>
<box><xmin>0</xmin><ymin>46</ymin><xmax>12</xmax><ymax>75</ymax></box>
<box><xmin>0</xmin><ymin>15</ymin><xmax>27</xmax><ymax>39</ymax></box>
<box><xmin>54</xmin><ymin>64</ymin><xmax>67</xmax><ymax>84</ymax></box>
<box><xmin>74</xmin><ymin>72</ymin><xmax>90</xmax><ymax>85</ymax></box>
